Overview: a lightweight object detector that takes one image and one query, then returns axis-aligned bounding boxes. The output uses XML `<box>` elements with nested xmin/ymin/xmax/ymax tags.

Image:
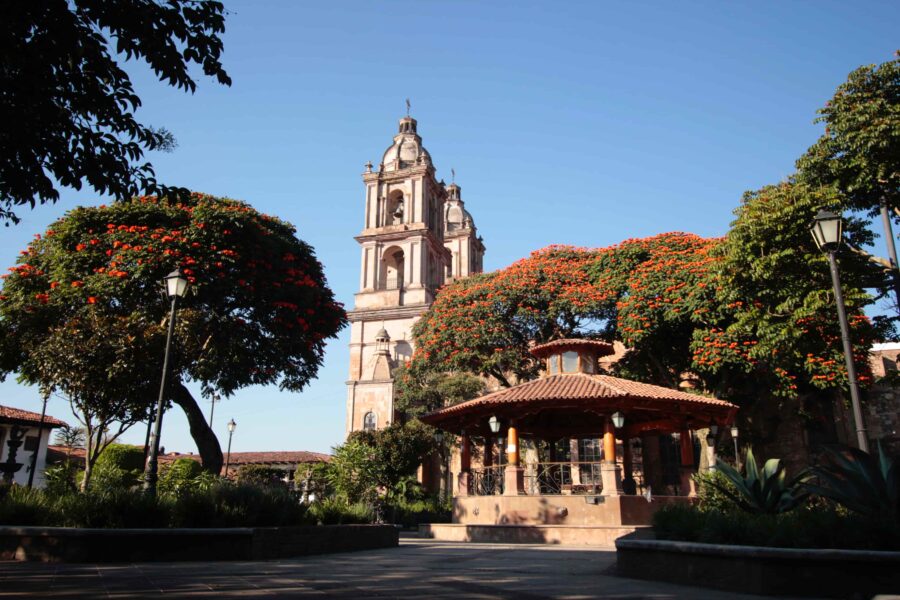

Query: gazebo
<box><xmin>421</xmin><ymin>339</ymin><xmax>738</xmax><ymax>542</ymax></box>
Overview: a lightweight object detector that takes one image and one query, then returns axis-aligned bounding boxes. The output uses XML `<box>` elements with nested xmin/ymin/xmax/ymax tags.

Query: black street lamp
<box><xmin>143</xmin><ymin>269</ymin><xmax>190</xmax><ymax>495</ymax></box>
<box><xmin>730</xmin><ymin>425</ymin><xmax>740</xmax><ymax>471</ymax></box>
<box><xmin>209</xmin><ymin>392</ymin><xmax>220</xmax><ymax>427</ymax></box>
<box><xmin>224</xmin><ymin>418</ymin><xmax>236</xmax><ymax>477</ymax></box>
<box><xmin>810</xmin><ymin>211</ymin><xmax>870</xmax><ymax>453</ymax></box>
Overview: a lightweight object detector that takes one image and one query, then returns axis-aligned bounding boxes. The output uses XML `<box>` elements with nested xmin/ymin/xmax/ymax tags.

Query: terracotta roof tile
<box><xmin>0</xmin><ymin>405</ymin><xmax>67</xmax><ymax>428</ymax></box>
<box><xmin>530</xmin><ymin>338</ymin><xmax>615</xmax><ymax>358</ymax></box>
<box><xmin>46</xmin><ymin>446</ymin><xmax>332</xmax><ymax>467</ymax></box>
<box><xmin>423</xmin><ymin>373</ymin><xmax>736</xmax><ymax>420</ymax></box>
<box><xmin>160</xmin><ymin>450</ymin><xmax>331</xmax><ymax>465</ymax></box>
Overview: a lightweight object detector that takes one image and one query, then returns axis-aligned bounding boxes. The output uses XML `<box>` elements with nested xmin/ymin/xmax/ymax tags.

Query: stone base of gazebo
<box><xmin>419</xmin><ymin>523</ymin><xmax>650</xmax><ymax>547</ymax></box>
<box><xmin>419</xmin><ymin>494</ymin><xmax>690</xmax><ymax>547</ymax></box>
<box><xmin>452</xmin><ymin>494</ymin><xmax>691</xmax><ymax>528</ymax></box>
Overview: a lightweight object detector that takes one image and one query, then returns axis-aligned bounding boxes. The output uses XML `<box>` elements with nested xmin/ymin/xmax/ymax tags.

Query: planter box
<box><xmin>0</xmin><ymin>525</ymin><xmax>399</xmax><ymax>563</ymax></box>
<box><xmin>616</xmin><ymin>534</ymin><xmax>900</xmax><ymax>598</ymax></box>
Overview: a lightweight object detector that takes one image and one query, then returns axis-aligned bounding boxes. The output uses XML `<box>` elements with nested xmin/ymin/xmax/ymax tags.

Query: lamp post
<box><xmin>209</xmin><ymin>392</ymin><xmax>220</xmax><ymax>427</ymax></box>
<box><xmin>731</xmin><ymin>425</ymin><xmax>740</xmax><ymax>471</ymax></box>
<box><xmin>224</xmin><ymin>418</ymin><xmax>236</xmax><ymax>478</ymax></box>
<box><xmin>810</xmin><ymin>210</ymin><xmax>869</xmax><ymax>452</ymax></box>
<box><xmin>26</xmin><ymin>391</ymin><xmax>49</xmax><ymax>488</ymax></box>
<box><xmin>143</xmin><ymin>269</ymin><xmax>189</xmax><ymax>495</ymax></box>
<box><xmin>433</xmin><ymin>430</ymin><xmax>446</xmax><ymax>499</ymax></box>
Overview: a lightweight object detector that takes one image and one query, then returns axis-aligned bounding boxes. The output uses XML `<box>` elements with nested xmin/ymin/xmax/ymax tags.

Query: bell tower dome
<box><xmin>346</xmin><ymin>113</ymin><xmax>456</xmax><ymax>434</ymax></box>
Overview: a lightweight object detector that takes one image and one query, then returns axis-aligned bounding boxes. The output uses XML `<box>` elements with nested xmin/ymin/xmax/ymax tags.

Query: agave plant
<box><xmin>713</xmin><ymin>450</ymin><xmax>810</xmax><ymax>514</ymax></box>
<box><xmin>804</xmin><ymin>443</ymin><xmax>899</xmax><ymax>523</ymax></box>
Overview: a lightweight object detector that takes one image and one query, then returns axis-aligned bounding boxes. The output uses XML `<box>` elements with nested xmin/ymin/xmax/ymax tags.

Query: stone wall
<box><xmin>0</xmin><ymin>525</ymin><xmax>399</xmax><ymax>563</ymax></box>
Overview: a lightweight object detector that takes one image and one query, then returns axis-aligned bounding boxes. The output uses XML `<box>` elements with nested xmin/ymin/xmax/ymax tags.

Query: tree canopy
<box><xmin>0</xmin><ymin>0</ymin><xmax>231</xmax><ymax>224</ymax></box>
<box><xmin>797</xmin><ymin>54</ymin><xmax>900</xmax><ymax>218</ymax></box>
<box><xmin>393</xmin><ymin>366</ymin><xmax>485</xmax><ymax>419</ymax></box>
<box><xmin>330</xmin><ymin>421</ymin><xmax>434</xmax><ymax>504</ymax></box>
<box><xmin>408</xmin><ymin>217</ymin><xmax>885</xmax><ymax>410</ymax></box>
<box><xmin>0</xmin><ymin>193</ymin><xmax>347</xmax><ymax>473</ymax></box>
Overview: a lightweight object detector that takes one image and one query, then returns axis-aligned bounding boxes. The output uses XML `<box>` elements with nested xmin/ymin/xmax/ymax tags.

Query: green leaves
<box><xmin>0</xmin><ymin>194</ymin><xmax>347</xmax><ymax>474</ymax></box>
<box><xmin>394</xmin><ymin>365</ymin><xmax>485</xmax><ymax>418</ymax></box>
<box><xmin>797</xmin><ymin>56</ymin><xmax>900</xmax><ymax>217</ymax></box>
<box><xmin>713</xmin><ymin>450</ymin><xmax>810</xmax><ymax>514</ymax></box>
<box><xmin>804</xmin><ymin>443</ymin><xmax>899</xmax><ymax>523</ymax></box>
<box><xmin>0</xmin><ymin>0</ymin><xmax>231</xmax><ymax>223</ymax></box>
<box><xmin>330</xmin><ymin>422</ymin><xmax>435</xmax><ymax>504</ymax></box>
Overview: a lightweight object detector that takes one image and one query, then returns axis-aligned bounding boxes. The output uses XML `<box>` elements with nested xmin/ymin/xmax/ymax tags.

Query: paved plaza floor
<box><xmin>0</xmin><ymin>537</ymin><xmax>803</xmax><ymax>599</ymax></box>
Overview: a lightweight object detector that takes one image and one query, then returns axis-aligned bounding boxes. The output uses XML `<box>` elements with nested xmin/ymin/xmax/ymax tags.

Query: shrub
<box><xmin>713</xmin><ymin>450</ymin><xmax>809</xmax><ymax>514</ymax></box>
<box><xmin>295</xmin><ymin>461</ymin><xmax>333</xmax><ymax>501</ymax></box>
<box><xmin>90</xmin><ymin>444</ymin><xmax>145</xmax><ymax>492</ymax></box>
<box><xmin>805</xmin><ymin>443</ymin><xmax>899</xmax><ymax>525</ymax></box>
<box><xmin>170</xmin><ymin>482</ymin><xmax>307</xmax><ymax>528</ymax></box>
<box><xmin>387</xmin><ymin>496</ymin><xmax>452</xmax><ymax>529</ymax></box>
<box><xmin>96</xmin><ymin>444</ymin><xmax>145</xmax><ymax>471</ymax></box>
<box><xmin>43</xmin><ymin>462</ymin><xmax>80</xmax><ymax>496</ymax></box>
<box><xmin>651</xmin><ymin>502</ymin><xmax>900</xmax><ymax>550</ymax></box>
<box><xmin>237</xmin><ymin>465</ymin><xmax>288</xmax><ymax>488</ymax></box>
<box><xmin>0</xmin><ymin>481</ymin><xmax>309</xmax><ymax>529</ymax></box>
<box><xmin>0</xmin><ymin>485</ymin><xmax>58</xmax><ymax>526</ymax></box>
<box><xmin>693</xmin><ymin>469</ymin><xmax>740</xmax><ymax>513</ymax></box>
<box><xmin>307</xmin><ymin>497</ymin><xmax>373</xmax><ymax>525</ymax></box>
<box><xmin>53</xmin><ymin>489</ymin><xmax>171</xmax><ymax>528</ymax></box>
<box><xmin>158</xmin><ymin>458</ymin><xmax>204</xmax><ymax>496</ymax></box>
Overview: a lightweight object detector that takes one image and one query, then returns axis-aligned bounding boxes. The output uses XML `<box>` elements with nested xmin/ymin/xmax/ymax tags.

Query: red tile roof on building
<box><xmin>423</xmin><ymin>372</ymin><xmax>736</xmax><ymax>420</ymax></box>
<box><xmin>530</xmin><ymin>338</ymin><xmax>615</xmax><ymax>358</ymax></box>
<box><xmin>45</xmin><ymin>446</ymin><xmax>331</xmax><ymax>467</ymax></box>
<box><xmin>46</xmin><ymin>445</ymin><xmax>86</xmax><ymax>464</ymax></box>
<box><xmin>161</xmin><ymin>450</ymin><xmax>331</xmax><ymax>465</ymax></box>
<box><xmin>0</xmin><ymin>405</ymin><xmax>67</xmax><ymax>428</ymax></box>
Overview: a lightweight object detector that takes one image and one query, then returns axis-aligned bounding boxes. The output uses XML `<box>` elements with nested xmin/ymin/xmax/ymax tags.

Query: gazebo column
<box><xmin>457</xmin><ymin>431</ymin><xmax>471</xmax><ymax>497</ymax></box>
<box><xmin>503</xmin><ymin>422</ymin><xmax>524</xmax><ymax>495</ymax></box>
<box><xmin>600</xmin><ymin>419</ymin><xmax>623</xmax><ymax>496</ymax></box>
<box><xmin>679</xmin><ymin>426</ymin><xmax>697</xmax><ymax>497</ymax></box>
<box><xmin>621</xmin><ymin>438</ymin><xmax>637</xmax><ymax>495</ymax></box>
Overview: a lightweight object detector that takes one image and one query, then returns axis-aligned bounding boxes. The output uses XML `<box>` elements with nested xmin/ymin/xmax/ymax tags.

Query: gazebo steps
<box><xmin>418</xmin><ymin>523</ymin><xmax>651</xmax><ymax>547</ymax></box>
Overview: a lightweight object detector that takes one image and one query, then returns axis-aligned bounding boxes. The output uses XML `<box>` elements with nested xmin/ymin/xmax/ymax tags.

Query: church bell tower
<box><xmin>348</xmin><ymin>114</ymin><xmax>488</xmax><ymax>433</ymax></box>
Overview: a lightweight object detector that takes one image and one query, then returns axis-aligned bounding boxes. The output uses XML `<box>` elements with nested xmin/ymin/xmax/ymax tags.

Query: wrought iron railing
<box><xmin>469</xmin><ymin>466</ymin><xmax>504</xmax><ymax>496</ymax></box>
<box><xmin>523</xmin><ymin>461</ymin><xmax>604</xmax><ymax>495</ymax></box>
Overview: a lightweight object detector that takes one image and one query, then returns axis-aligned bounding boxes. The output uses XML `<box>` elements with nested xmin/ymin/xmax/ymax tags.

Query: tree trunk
<box><xmin>80</xmin><ymin>430</ymin><xmax>102</xmax><ymax>492</ymax></box>
<box><xmin>172</xmin><ymin>382</ymin><xmax>224</xmax><ymax>474</ymax></box>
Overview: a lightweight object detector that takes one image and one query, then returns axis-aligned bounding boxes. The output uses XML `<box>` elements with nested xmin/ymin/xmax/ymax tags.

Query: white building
<box><xmin>0</xmin><ymin>405</ymin><xmax>67</xmax><ymax>487</ymax></box>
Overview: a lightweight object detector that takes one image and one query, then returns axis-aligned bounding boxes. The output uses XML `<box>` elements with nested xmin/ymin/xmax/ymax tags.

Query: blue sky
<box><xmin>2</xmin><ymin>1</ymin><xmax>899</xmax><ymax>455</ymax></box>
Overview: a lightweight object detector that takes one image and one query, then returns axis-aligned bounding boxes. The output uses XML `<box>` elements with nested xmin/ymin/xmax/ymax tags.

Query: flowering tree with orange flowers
<box><xmin>409</xmin><ymin>216</ymin><xmax>888</xmax><ymax>413</ymax></box>
<box><xmin>0</xmin><ymin>194</ymin><xmax>346</xmax><ymax>478</ymax></box>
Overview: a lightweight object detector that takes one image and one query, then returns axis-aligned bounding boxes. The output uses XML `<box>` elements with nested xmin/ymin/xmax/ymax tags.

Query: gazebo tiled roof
<box><xmin>530</xmin><ymin>338</ymin><xmax>615</xmax><ymax>358</ymax></box>
<box><xmin>428</xmin><ymin>373</ymin><xmax>734</xmax><ymax>413</ymax></box>
<box><xmin>422</xmin><ymin>372</ymin><xmax>737</xmax><ymax>438</ymax></box>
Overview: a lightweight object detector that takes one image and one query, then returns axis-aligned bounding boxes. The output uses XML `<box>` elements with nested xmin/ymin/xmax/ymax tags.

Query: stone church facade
<box><xmin>345</xmin><ymin>115</ymin><xmax>485</xmax><ymax>434</ymax></box>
